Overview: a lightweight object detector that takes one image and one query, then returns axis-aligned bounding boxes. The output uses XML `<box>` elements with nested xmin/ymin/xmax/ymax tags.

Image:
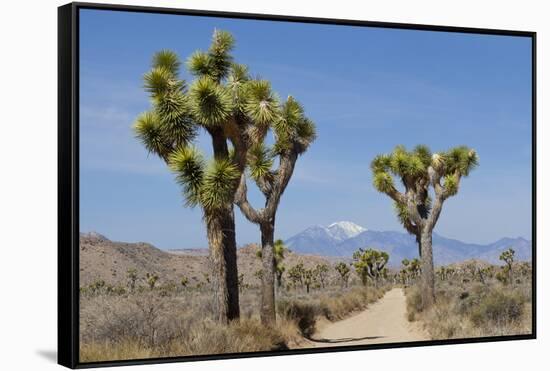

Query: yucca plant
<box><xmin>352</xmin><ymin>248</ymin><xmax>389</xmax><ymax>288</ymax></box>
<box><xmin>335</xmin><ymin>262</ymin><xmax>351</xmax><ymax>288</ymax></box>
<box><xmin>133</xmin><ymin>30</ymin><xmax>287</xmax><ymax>324</ymax></box>
<box><xmin>499</xmin><ymin>247</ymin><xmax>515</xmax><ymax>284</ymax></box>
<box><xmin>371</xmin><ymin>145</ymin><xmax>478</xmax><ymax>307</ymax></box>
<box><xmin>234</xmin><ymin>95</ymin><xmax>316</xmax><ymax>325</ymax></box>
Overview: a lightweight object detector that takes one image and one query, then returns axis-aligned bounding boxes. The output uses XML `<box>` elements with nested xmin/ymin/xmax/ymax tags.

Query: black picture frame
<box><xmin>58</xmin><ymin>2</ymin><xmax>537</xmax><ymax>369</ymax></box>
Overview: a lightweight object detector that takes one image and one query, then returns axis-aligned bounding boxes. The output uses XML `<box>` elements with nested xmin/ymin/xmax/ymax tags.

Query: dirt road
<box><xmin>309</xmin><ymin>288</ymin><xmax>427</xmax><ymax>347</ymax></box>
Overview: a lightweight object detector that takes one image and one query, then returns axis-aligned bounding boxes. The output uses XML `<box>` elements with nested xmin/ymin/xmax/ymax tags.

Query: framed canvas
<box><xmin>58</xmin><ymin>2</ymin><xmax>536</xmax><ymax>369</ymax></box>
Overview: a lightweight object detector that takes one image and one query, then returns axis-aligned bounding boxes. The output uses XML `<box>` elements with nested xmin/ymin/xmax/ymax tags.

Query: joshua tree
<box><xmin>371</xmin><ymin>145</ymin><xmax>478</xmax><ymax>307</ymax></box>
<box><xmin>133</xmin><ymin>31</ymin><xmax>300</xmax><ymax>323</ymax></box>
<box><xmin>314</xmin><ymin>264</ymin><xmax>330</xmax><ymax>289</ymax></box>
<box><xmin>335</xmin><ymin>262</ymin><xmax>351</xmax><ymax>288</ymax></box>
<box><xmin>408</xmin><ymin>258</ymin><xmax>421</xmax><ymax>281</ymax></box>
<box><xmin>145</xmin><ymin>272</ymin><xmax>159</xmax><ymax>290</ymax></box>
<box><xmin>499</xmin><ymin>248</ymin><xmax>515</xmax><ymax>283</ymax></box>
<box><xmin>303</xmin><ymin>268</ymin><xmax>315</xmax><ymax>294</ymax></box>
<box><xmin>127</xmin><ymin>268</ymin><xmax>138</xmax><ymax>292</ymax></box>
<box><xmin>352</xmin><ymin>248</ymin><xmax>389</xmax><ymax>287</ymax></box>
<box><xmin>288</xmin><ymin>262</ymin><xmax>305</xmax><ymax>290</ymax></box>
<box><xmin>234</xmin><ymin>96</ymin><xmax>316</xmax><ymax>325</ymax></box>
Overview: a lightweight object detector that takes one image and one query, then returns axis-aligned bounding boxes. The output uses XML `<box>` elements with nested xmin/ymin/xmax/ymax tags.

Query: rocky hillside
<box><xmin>79</xmin><ymin>233</ymin><xmax>337</xmax><ymax>288</ymax></box>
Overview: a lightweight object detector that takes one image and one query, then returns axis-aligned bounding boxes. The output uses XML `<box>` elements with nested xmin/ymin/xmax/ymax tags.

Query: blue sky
<box><xmin>79</xmin><ymin>9</ymin><xmax>532</xmax><ymax>249</ymax></box>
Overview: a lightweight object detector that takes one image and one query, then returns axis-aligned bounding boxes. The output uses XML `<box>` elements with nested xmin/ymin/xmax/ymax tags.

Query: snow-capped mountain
<box><xmin>285</xmin><ymin>221</ymin><xmax>366</xmax><ymax>256</ymax></box>
<box><xmin>284</xmin><ymin>224</ymin><xmax>341</xmax><ymax>256</ymax></box>
<box><xmin>327</xmin><ymin>221</ymin><xmax>367</xmax><ymax>241</ymax></box>
<box><xmin>284</xmin><ymin>222</ymin><xmax>532</xmax><ymax>267</ymax></box>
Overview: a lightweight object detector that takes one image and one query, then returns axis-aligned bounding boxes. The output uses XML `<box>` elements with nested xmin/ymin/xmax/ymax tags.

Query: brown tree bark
<box><xmin>260</xmin><ymin>221</ymin><xmax>276</xmax><ymax>325</ymax></box>
<box><xmin>420</xmin><ymin>229</ymin><xmax>435</xmax><ymax>308</ymax></box>
<box><xmin>207</xmin><ymin>128</ymin><xmax>240</xmax><ymax>324</ymax></box>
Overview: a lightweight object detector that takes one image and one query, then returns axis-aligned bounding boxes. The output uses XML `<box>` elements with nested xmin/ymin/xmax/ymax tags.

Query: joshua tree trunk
<box><xmin>234</xmin><ymin>151</ymin><xmax>300</xmax><ymax>326</ymax></box>
<box><xmin>419</xmin><ymin>229</ymin><xmax>435</xmax><ymax>308</ymax></box>
<box><xmin>208</xmin><ymin>129</ymin><xmax>240</xmax><ymax>324</ymax></box>
<box><xmin>260</xmin><ymin>221</ymin><xmax>276</xmax><ymax>325</ymax></box>
<box><xmin>221</xmin><ymin>208</ymin><xmax>240</xmax><ymax>321</ymax></box>
<box><xmin>207</xmin><ymin>209</ymin><xmax>240</xmax><ymax>324</ymax></box>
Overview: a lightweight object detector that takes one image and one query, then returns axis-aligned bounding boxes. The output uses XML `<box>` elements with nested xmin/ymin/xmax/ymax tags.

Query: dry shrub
<box><xmin>405</xmin><ymin>286</ymin><xmax>424</xmax><ymax>321</ymax></box>
<box><xmin>80</xmin><ymin>283</ymin><xmax>391</xmax><ymax>361</ymax></box>
<box><xmin>405</xmin><ymin>279</ymin><xmax>532</xmax><ymax>340</ymax></box>
<box><xmin>277</xmin><ymin>300</ymin><xmax>317</xmax><ymax>337</ymax></box>
<box><xmin>470</xmin><ymin>290</ymin><xmax>524</xmax><ymax>327</ymax></box>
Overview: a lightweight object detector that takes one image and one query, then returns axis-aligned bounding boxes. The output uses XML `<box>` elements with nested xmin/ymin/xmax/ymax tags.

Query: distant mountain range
<box><xmin>284</xmin><ymin>221</ymin><xmax>532</xmax><ymax>267</ymax></box>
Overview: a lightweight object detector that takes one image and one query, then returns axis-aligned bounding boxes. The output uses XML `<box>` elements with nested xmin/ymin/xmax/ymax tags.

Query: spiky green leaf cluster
<box><xmin>442</xmin><ymin>146</ymin><xmax>479</xmax><ymax>177</ymax></box>
<box><xmin>443</xmin><ymin>174</ymin><xmax>459</xmax><ymax>196</ymax></box>
<box><xmin>394</xmin><ymin>201</ymin><xmax>410</xmax><ymax>228</ymax></box>
<box><xmin>136</xmin><ymin>50</ymin><xmax>197</xmax><ymax>157</ymax></box>
<box><xmin>154</xmin><ymin>90</ymin><xmax>196</xmax><ymax>148</ymax></box>
<box><xmin>244</xmin><ymin>80</ymin><xmax>279</xmax><ymax>127</ymax></box>
<box><xmin>187</xmin><ymin>29</ymin><xmax>235</xmax><ymax>81</ymax></box>
<box><xmin>152</xmin><ymin>50</ymin><xmax>181</xmax><ymax>75</ymax></box>
<box><xmin>199</xmin><ymin>159</ymin><xmax>240</xmax><ymax>211</ymax></box>
<box><xmin>247</xmin><ymin>142</ymin><xmax>274</xmax><ymax>181</ymax></box>
<box><xmin>188</xmin><ymin>77</ymin><xmax>233</xmax><ymax>127</ymax></box>
<box><xmin>371</xmin><ymin>145</ymin><xmax>433</xmax><ymax>180</ymax></box>
<box><xmin>169</xmin><ymin>147</ymin><xmax>205</xmax><ymax>207</ymax></box>
<box><xmin>272</xmin><ymin>96</ymin><xmax>316</xmax><ymax>154</ymax></box>
<box><xmin>226</xmin><ymin>63</ymin><xmax>250</xmax><ymax>113</ymax></box>
<box><xmin>143</xmin><ymin>67</ymin><xmax>173</xmax><ymax>96</ymax></box>
<box><xmin>133</xmin><ymin>111</ymin><xmax>172</xmax><ymax>157</ymax></box>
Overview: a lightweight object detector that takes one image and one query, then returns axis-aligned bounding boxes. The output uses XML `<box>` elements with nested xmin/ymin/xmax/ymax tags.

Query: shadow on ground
<box><xmin>309</xmin><ymin>336</ymin><xmax>385</xmax><ymax>344</ymax></box>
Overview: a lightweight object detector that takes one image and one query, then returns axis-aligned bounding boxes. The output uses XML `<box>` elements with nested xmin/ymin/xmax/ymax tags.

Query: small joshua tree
<box><xmin>288</xmin><ymin>262</ymin><xmax>305</xmax><ymax>290</ymax></box>
<box><xmin>145</xmin><ymin>272</ymin><xmax>159</xmax><ymax>290</ymax></box>
<box><xmin>335</xmin><ymin>262</ymin><xmax>351</xmax><ymax>288</ymax></box>
<box><xmin>274</xmin><ymin>240</ymin><xmax>289</xmax><ymax>290</ymax></box>
<box><xmin>352</xmin><ymin>248</ymin><xmax>389</xmax><ymax>287</ymax></box>
<box><xmin>499</xmin><ymin>248</ymin><xmax>515</xmax><ymax>284</ymax></box>
<box><xmin>371</xmin><ymin>145</ymin><xmax>478</xmax><ymax>307</ymax></box>
<box><xmin>314</xmin><ymin>264</ymin><xmax>330</xmax><ymax>289</ymax></box>
<box><xmin>408</xmin><ymin>258</ymin><xmax>421</xmax><ymax>280</ymax></box>
<box><xmin>127</xmin><ymin>268</ymin><xmax>138</xmax><ymax>292</ymax></box>
<box><xmin>303</xmin><ymin>268</ymin><xmax>315</xmax><ymax>294</ymax></box>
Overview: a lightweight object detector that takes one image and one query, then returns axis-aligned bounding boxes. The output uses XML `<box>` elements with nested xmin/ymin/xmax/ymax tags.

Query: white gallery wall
<box><xmin>0</xmin><ymin>0</ymin><xmax>546</xmax><ymax>370</ymax></box>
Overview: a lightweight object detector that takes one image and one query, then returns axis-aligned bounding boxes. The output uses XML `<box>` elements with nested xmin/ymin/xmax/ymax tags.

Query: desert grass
<box><xmin>405</xmin><ymin>270</ymin><xmax>532</xmax><ymax>340</ymax></box>
<box><xmin>80</xmin><ymin>284</ymin><xmax>388</xmax><ymax>362</ymax></box>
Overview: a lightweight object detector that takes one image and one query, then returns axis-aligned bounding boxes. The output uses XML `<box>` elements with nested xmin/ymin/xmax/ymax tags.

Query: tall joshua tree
<box><xmin>371</xmin><ymin>145</ymin><xmax>478</xmax><ymax>307</ymax></box>
<box><xmin>133</xmin><ymin>30</ymin><xmax>284</xmax><ymax>324</ymax></box>
<box><xmin>234</xmin><ymin>97</ymin><xmax>316</xmax><ymax>325</ymax></box>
